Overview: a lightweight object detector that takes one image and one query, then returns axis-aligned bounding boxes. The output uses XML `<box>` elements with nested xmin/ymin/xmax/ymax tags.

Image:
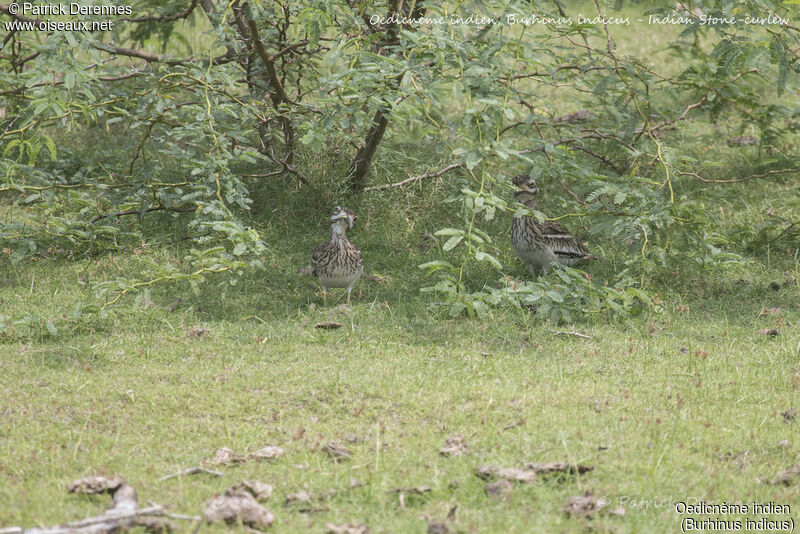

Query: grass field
<box><xmin>1</xmin><ymin>181</ymin><xmax>798</xmax><ymax>532</ymax></box>
<box><xmin>2</xmin><ymin>1</ymin><xmax>800</xmax><ymax>532</ymax></box>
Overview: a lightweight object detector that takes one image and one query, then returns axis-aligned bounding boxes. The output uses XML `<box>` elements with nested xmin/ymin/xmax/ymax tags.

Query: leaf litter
<box><xmin>439</xmin><ymin>436</ymin><xmax>467</xmax><ymax>457</ymax></box>
<box><xmin>206</xmin><ymin>445</ymin><xmax>285</xmax><ymax>466</ymax></box>
<box><xmin>9</xmin><ymin>475</ymin><xmax>177</xmax><ymax>533</ymax></box>
<box><xmin>204</xmin><ymin>483</ymin><xmax>274</xmax><ymax>530</ymax></box>
<box><xmin>321</xmin><ymin>441</ymin><xmax>352</xmax><ymax>461</ymax></box>
<box><xmin>476</xmin><ymin>462</ymin><xmax>592</xmax><ymax>484</ymax></box>
<box><xmin>324</xmin><ymin>524</ymin><xmax>370</xmax><ymax>534</ymax></box>
<box><xmin>774</xmin><ymin>464</ymin><xmax>800</xmax><ymax>486</ymax></box>
<box><xmin>564</xmin><ymin>491</ymin><xmax>625</xmax><ymax>518</ymax></box>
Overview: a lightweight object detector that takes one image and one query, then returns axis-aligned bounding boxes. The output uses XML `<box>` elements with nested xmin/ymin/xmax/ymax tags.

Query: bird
<box><xmin>510</xmin><ymin>174</ymin><xmax>595</xmax><ymax>276</ymax></box>
<box><xmin>311</xmin><ymin>206</ymin><xmax>364</xmax><ymax>305</ymax></box>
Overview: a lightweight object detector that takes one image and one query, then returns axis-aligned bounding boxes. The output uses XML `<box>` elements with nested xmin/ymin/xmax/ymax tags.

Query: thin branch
<box><xmin>89</xmin><ymin>42</ymin><xmax>235</xmax><ymax>66</ymax></box>
<box><xmin>499</xmin><ymin>65</ymin><xmax>605</xmax><ymax>82</ymax></box>
<box><xmin>91</xmin><ymin>205</ymin><xmax>196</xmax><ymax>223</ymax></box>
<box><xmin>554</xmin><ymin>174</ymin><xmax>586</xmax><ymax>206</ymax></box>
<box><xmin>569</xmin><ymin>145</ymin><xmax>622</xmax><ymax>174</ymax></box>
<box><xmin>246</xmin><ymin>19</ymin><xmax>292</xmax><ymax>105</ymax></box>
<box><xmin>364</xmin><ymin>163</ymin><xmax>464</xmax><ymax>192</ymax></box>
<box><xmin>676</xmin><ymin>168</ymin><xmax>800</xmax><ymax>184</ymax></box>
<box><xmin>640</xmin><ymin>68</ymin><xmax>759</xmax><ymax>135</ymax></box>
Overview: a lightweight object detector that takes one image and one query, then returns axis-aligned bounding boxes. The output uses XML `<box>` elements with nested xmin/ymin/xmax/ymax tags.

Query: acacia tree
<box><xmin>1</xmin><ymin>0</ymin><xmax>798</xmax><ymax>329</ymax></box>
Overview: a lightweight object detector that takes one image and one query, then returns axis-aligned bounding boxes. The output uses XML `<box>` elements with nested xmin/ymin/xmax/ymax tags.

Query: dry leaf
<box><xmin>775</xmin><ymin>464</ymin><xmax>800</xmax><ymax>486</ymax></box>
<box><xmin>285</xmin><ymin>490</ymin><xmax>313</xmax><ymax>505</ymax></box>
<box><xmin>188</xmin><ymin>326</ymin><xmax>210</xmax><ymax>338</ymax></box>
<box><xmin>782</xmin><ymin>409</ymin><xmax>797</xmax><ymax>422</ymax></box>
<box><xmin>110</xmin><ymin>484</ymin><xmax>139</xmax><ymax>512</ymax></box>
<box><xmin>502</xmin><ymin>420</ymin><xmax>526</xmax><ymax>431</ymax></box>
<box><xmin>758</xmin><ymin>328</ymin><xmax>780</xmax><ymax>337</ymax></box>
<box><xmin>325</xmin><ymin>523</ymin><xmax>370</xmax><ymax>534</ymax></box>
<box><xmin>204</xmin><ymin>487</ymin><xmax>274</xmax><ymax>529</ymax></box>
<box><xmin>564</xmin><ymin>492</ymin><xmax>610</xmax><ymax>518</ymax></box>
<box><xmin>485</xmin><ymin>479</ymin><xmax>513</xmax><ymax>498</ymax></box>
<box><xmin>315</xmin><ymin>321</ymin><xmax>344</xmax><ymax>329</ymax></box>
<box><xmin>475</xmin><ymin>465</ymin><xmax>536</xmax><ymax>483</ymax></box>
<box><xmin>230</xmin><ymin>481</ymin><xmax>273</xmax><ymax>502</ymax></box>
<box><xmin>249</xmin><ymin>445</ymin><xmax>285</xmax><ymax>461</ymax></box>
<box><xmin>207</xmin><ymin>447</ymin><xmax>243</xmax><ymax>466</ymax></box>
<box><xmin>524</xmin><ymin>462</ymin><xmax>595</xmax><ymax>475</ymax></box>
<box><xmin>67</xmin><ymin>475</ymin><xmax>126</xmax><ymax>494</ymax></box>
<box><xmin>321</xmin><ymin>442</ymin><xmax>352</xmax><ymax>461</ymax></box>
<box><xmin>439</xmin><ymin>436</ymin><xmax>467</xmax><ymax>457</ymax></box>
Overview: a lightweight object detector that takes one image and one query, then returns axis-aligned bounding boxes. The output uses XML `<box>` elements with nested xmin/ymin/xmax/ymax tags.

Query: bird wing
<box><xmin>311</xmin><ymin>241</ymin><xmax>331</xmax><ymax>275</ymax></box>
<box><xmin>349</xmin><ymin>242</ymin><xmax>364</xmax><ymax>270</ymax></box>
<box><xmin>540</xmin><ymin>220</ymin><xmax>591</xmax><ymax>258</ymax></box>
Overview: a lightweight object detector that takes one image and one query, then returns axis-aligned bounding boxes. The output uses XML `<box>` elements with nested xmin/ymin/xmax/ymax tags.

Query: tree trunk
<box><xmin>345</xmin><ymin>1</ymin><xmax>425</xmax><ymax>193</ymax></box>
<box><xmin>348</xmin><ymin>107</ymin><xmax>390</xmax><ymax>193</ymax></box>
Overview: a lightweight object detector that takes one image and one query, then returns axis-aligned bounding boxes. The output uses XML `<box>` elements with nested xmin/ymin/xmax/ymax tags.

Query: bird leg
<box><xmin>346</xmin><ymin>287</ymin><xmax>352</xmax><ymax>305</ymax></box>
<box><xmin>322</xmin><ymin>287</ymin><xmax>328</xmax><ymax>306</ymax></box>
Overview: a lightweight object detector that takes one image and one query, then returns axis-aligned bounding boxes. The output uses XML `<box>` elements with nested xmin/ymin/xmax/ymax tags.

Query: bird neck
<box><xmin>330</xmin><ymin>222</ymin><xmax>349</xmax><ymax>239</ymax></box>
<box><xmin>515</xmin><ymin>191</ymin><xmax>539</xmax><ymax>210</ymax></box>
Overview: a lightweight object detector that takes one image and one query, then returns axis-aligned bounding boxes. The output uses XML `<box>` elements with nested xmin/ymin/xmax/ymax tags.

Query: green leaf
<box><xmin>42</xmin><ymin>135</ymin><xmax>57</xmax><ymax>161</ymax></box>
<box><xmin>475</xmin><ymin>251</ymin><xmax>502</xmax><ymax>269</ymax></box>
<box><xmin>464</xmin><ymin>151</ymin><xmax>483</xmax><ymax>170</ymax></box>
<box><xmin>434</xmin><ymin>228</ymin><xmax>465</xmax><ymax>237</ymax></box>
<box><xmin>443</xmin><ymin>235</ymin><xmax>463</xmax><ymax>251</ymax></box>
<box><xmin>64</xmin><ymin>70</ymin><xmax>75</xmax><ymax>90</ymax></box>
<box><xmin>45</xmin><ymin>320</ymin><xmax>58</xmax><ymax>336</ymax></box>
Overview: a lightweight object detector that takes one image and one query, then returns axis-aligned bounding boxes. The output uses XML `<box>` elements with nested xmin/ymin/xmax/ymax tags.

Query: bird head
<box><xmin>330</xmin><ymin>206</ymin><xmax>357</xmax><ymax>230</ymax></box>
<box><xmin>512</xmin><ymin>174</ymin><xmax>539</xmax><ymax>200</ymax></box>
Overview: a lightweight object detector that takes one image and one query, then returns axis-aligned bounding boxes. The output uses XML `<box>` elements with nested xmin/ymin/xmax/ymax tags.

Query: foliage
<box><xmin>1</xmin><ymin>0</ymin><xmax>799</xmax><ymax>331</ymax></box>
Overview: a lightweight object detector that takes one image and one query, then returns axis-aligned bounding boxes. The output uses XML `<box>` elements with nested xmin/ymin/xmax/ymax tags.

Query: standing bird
<box><xmin>510</xmin><ymin>174</ymin><xmax>595</xmax><ymax>276</ymax></box>
<box><xmin>311</xmin><ymin>206</ymin><xmax>364</xmax><ymax>305</ymax></box>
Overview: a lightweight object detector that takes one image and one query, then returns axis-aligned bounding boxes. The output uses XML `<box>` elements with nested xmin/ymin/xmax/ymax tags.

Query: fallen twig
<box><xmin>552</xmin><ymin>331</ymin><xmax>592</xmax><ymax>340</ymax></box>
<box><xmin>21</xmin><ymin>506</ymin><xmax>166</xmax><ymax>534</ymax></box>
<box><xmin>159</xmin><ymin>466</ymin><xmax>223</xmax><ymax>481</ymax></box>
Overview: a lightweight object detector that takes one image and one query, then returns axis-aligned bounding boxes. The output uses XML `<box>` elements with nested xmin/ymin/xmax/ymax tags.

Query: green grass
<box><xmin>1</xmin><ymin>194</ymin><xmax>799</xmax><ymax>532</ymax></box>
<box><xmin>2</xmin><ymin>1</ymin><xmax>799</xmax><ymax>531</ymax></box>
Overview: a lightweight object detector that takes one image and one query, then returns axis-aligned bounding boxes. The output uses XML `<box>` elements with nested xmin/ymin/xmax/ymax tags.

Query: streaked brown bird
<box><xmin>510</xmin><ymin>174</ymin><xmax>595</xmax><ymax>276</ymax></box>
<box><xmin>311</xmin><ymin>206</ymin><xmax>364</xmax><ymax>305</ymax></box>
